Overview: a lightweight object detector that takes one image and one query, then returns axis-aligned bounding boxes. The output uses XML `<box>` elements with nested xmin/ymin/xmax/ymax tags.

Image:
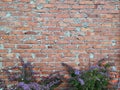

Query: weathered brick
<box><xmin>79</xmin><ymin>1</ymin><xmax>94</xmax><ymax>5</ymax></box>
<box><xmin>24</xmin><ymin>31</ymin><xmax>37</xmax><ymax>35</ymax></box>
<box><xmin>56</xmin><ymin>14</ymin><xmax>70</xmax><ymax>18</ymax></box>
<box><xmin>57</xmin><ymin>4</ymin><xmax>70</xmax><ymax>9</ymax></box>
<box><xmin>36</xmin><ymin>54</ymin><xmax>46</xmax><ymax>57</ymax></box>
<box><xmin>94</xmin><ymin>1</ymin><xmax>105</xmax><ymax>5</ymax></box>
<box><xmin>0</xmin><ymin>50</ymin><xmax>7</xmax><ymax>53</ymax></box>
<box><xmin>72</xmin><ymin>14</ymin><xmax>83</xmax><ymax>18</ymax></box>
<box><xmin>56</xmin><ymin>40</ymin><xmax>70</xmax><ymax>44</ymax></box>
<box><xmin>25</xmin><ymin>49</ymin><xmax>40</xmax><ymax>53</ymax></box>
<box><xmin>44</xmin><ymin>4</ymin><xmax>55</xmax><ymax>8</ymax></box>
<box><xmin>16</xmin><ymin>27</ymin><xmax>31</xmax><ymax>30</ymax></box>
<box><xmin>2</xmin><ymin>0</ymin><xmax>12</xmax><ymax>2</ymax></box>
<box><xmin>100</xmin><ymin>14</ymin><xmax>113</xmax><ymax>18</ymax></box>
<box><xmin>40</xmin><ymin>14</ymin><xmax>54</xmax><ymax>17</ymax></box>
<box><xmin>20</xmin><ymin>53</ymin><xmax>32</xmax><ymax>58</ymax></box>
<box><xmin>42</xmin><ymin>41</ymin><xmax>55</xmax><ymax>44</ymax></box>
<box><xmin>24</xmin><ymin>40</ymin><xmax>38</xmax><ymax>44</ymax></box>
<box><xmin>72</xmin><ymin>5</ymin><xmax>95</xmax><ymax>9</ymax></box>
<box><xmin>13</xmin><ymin>49</ymin><xmax>26</xmax><ymax>53</ymax></box>
<box><xmin>20</xmin><ymin>0</ymin><xmax>30</xmax><ymax>2</ymax></box>
<box><xmin>4</xmin><ymin>44</ymin><xmax>14</xmax><ymax>48</ymax></box>
<box><xmin>48</xmin><ymin>27</ymin><xmax>61</xmax><ymax>31</ymax></box>
<box><xmin>17</xmin><ymin>45</ymin><xmax>32</xmax><ymax>49</ymax></box>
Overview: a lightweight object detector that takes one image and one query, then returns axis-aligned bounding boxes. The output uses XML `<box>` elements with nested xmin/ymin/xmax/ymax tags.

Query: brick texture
<box><xmin>0</xmin><ymin>0</ymin><xmax>120</xmax><ymax>89</ymax></box>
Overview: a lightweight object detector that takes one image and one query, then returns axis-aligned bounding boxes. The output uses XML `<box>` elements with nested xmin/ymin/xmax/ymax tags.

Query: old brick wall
<box><xmin>0</xmin><ymin>0</ymin><xmax>120</xmax><ymax>89</ymax></box>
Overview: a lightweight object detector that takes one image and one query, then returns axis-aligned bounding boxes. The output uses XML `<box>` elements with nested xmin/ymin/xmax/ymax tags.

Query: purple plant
<box><xmin>62</xmin><ymin>58</ymin><xmax>113</xmax><ymax>90</ymax></box>
<box><xmin>78</xmin><ymin>78</ymin><xmax>85</xmax><ymax>85</ymax></box>
<box><xmin>17</xmin><ymin>82</ymin><xmax>31</xmax><ymax>90</ymax></box>
<box><xmin>39</xmin><ymin>71</ymin><xmax>63</xmax><ymax>90</ymax></box>
<box><xmin>74</xmin><ymin>69</ymin><xmax>81</xmax><ymax>75</ymax></box>
<box><xmin>0</xmin><ymin>79</ymin><xmax>7</xmax><ymax>89</ymax></box>
<box><xmin>0</xmin><ymin>56</ymin><xmax>63</xmax><ymax>90</ymax></box>
<box><xmin>89</xmin><ymin>65</ymin><xmax>100</xmax><ymax>70</ymax></box>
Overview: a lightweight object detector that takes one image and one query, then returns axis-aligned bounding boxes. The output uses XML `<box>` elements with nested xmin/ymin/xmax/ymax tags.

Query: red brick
<box><xmin>49</xmin><ymin>9</ymin><xmax>61</xmax><ymax>13</ymax></box>
<box><xmin>24</xmin><ymin>40</ymin><xmax>38</xmax><ymax>44</ymax></box>
<box><xmin>36</xmin><ymin>36</ymin><xmax>46</xmax><ymax>40</ymax></box>
<box><xmin>72</xmin><ymin>23</ymin><xmax>82</xmax><ymax>27</ymax></box>
<box><xmin>0</xmin><ymin>31</ymin><xmax>6</xmax><ymax>35</ymax></box>
<box><xmin>56</xmin><ymin>14</ymin><xmax>70</xmax><ymax>18</ymax></box>
<box><xmin>2</xmin><ymin>0</ymin><xmax>12</xmax><ymax>2</ymax></box>
<box><xmin>40</xmin><ymin>14</ymin><xmax>54</xmax><ymax>17</ymax></box>
<box><xmin>57</xmin><ymin>4</ymin><xmax>70</xmax><ymax>9</ymax></box>
<box><xmin>28</xmin><ymin>22</ymin><xmax>37</xmax><ymax>27</ymax></box>
<box><xmin>72</xmin><ymin>5</ymin><xmax>95</xmax><ymax>9</ymax></box>
<box><xmin>20</xmin><ymin>53</ymin><xmax>32</xmax><ymax>58</ymax></box>
<box><xmin>4</xmin><ymin>62</ymin><xmax>15</xmax><ymax>67</ymax></box>
<box><xmin>11</xmin><ymin>31</ymin><xmax>23</xmax><ymax>35</ymax></box>
<box><xmin>1</xmin><ymin>35</ymin><xmax>17</xmax><ymax>40</ymax></box>
<box><xmin>4</xmin><ymin>44</ymin><xmax>15</xmax><ymax>48</ymax></box>
<box><xmin>13</xmin><ymin>49</ymin><xmax>26</xmax><ymax>53</ymax></box>
<box><xmin>63</xmin><ymin>19</ymin><xmax>74</xmax><ymax>23</ymax></box>
<box><xmin>47</xmin><ymin>36</ymin><xmax>58</xmax><ymax>40</ymax></box>
<box><xmin>36</xmin><ymin>0</ymin><xmax>46</xmax><ymax>3</ymax></box>
<box><xmin>20</xmin><ymin>0</ymin><xmax>30</xmax><ymax>2</ymax></box>
<box><xmin>56</xmin><ymin>49</ymin><xmax>70</xmax><ymax>53</ymax></box>
<box><xmin>94</xmin><ymin>1</ymin><xmax>105</xmax><ymax>4</ymax></box>
<box><xmin>100</xmin><ymin>14</ymin><xmax>113</xmax><ymax>18</ymax></box>
<box><xmin>43</xmin><ymin>22</ymin><xmax>56</xmax><ymax>27</ymax></box>
<box><xmin>35</xmin><ymin>9</ymin><xmax>47</xmax><ymax>13</ymax></box>
<box><xmin>56</xmin><ymin>40</ymin><xmax>70</xmax><ymax>44</ymax></box>
<box><xmin>44</xmin><ymin>4</ymin><xmax>55</xmax><ymax>8</ymax></box>
<box><xmin>103</xmin><ymin>5</ymin><xmax>115</xmax><ymax>9</ymax></box>
<box><xmin>79</xmin><ymin>1</ymin><xmax>94</xmax><ymax>5</ymax></box>
<box><xmin>19</xmin><ymin>17</ymin><xmax>32</xmax><ymax>21</ymax></box>
<box><xmin>17</xmin><ymin>45</ymin><xmax>32</xmax><ymax>49</ymax></box>
<box><xmin>24</xmin><ymin>31</ymin><xmax>37</xmax><ymax>35</ymax></box>
<box><xmin>71</xmin><ymin>40</ymin><xmax>84</xmax><ymax>44</ymax></box>
<box><xmin>16</xmin><ymin>27</ymin><xmax>31</xmax><ymax>30</ymax></box>
<box><xmin>28</xmin><ymin>4</ymin><xmax>36</xmax><ymax>8</ymax></box>
<box><xmin>64</xmin><ymin>1</ymin><xmax>76</xmax><ymax>4</ymax></box>
<box><xmin>48</xmin><ymin>27</ymin><xmax>61</xmax><ymax>31</ymax></box>
<box><xmin>36</xmin><ymin>54</ymin><xmax>46</xmax><ymax>57</ymax></box>
<box><xmin>0</xmin><ymin>50</ymin><xmax>7</xmax><ymax>53</ymax></box>
<box><xmin>0</xmin><ymin>22</ymin><xmax>7</xmax><ymax>25</ymax></box>
<box><xmin>72</xmin><ymin>14</ymin><xmax>83</xmax><ymax>18</ymax></box>
<box><xmin>25</xmin><ymin>49</ymin><xmax>40</xmax><ymax>53</ymax></box>
<box><xmin>64</xmin><ymin>27</ymin><xmax>75</xmax><ymax>31</ymax></box>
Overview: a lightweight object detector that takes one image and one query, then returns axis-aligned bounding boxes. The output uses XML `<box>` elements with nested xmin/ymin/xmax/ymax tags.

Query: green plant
<box><xmin>62</xmin><ymin>59</ymin><xmax>111</xmax><ymax>90</ymax></box>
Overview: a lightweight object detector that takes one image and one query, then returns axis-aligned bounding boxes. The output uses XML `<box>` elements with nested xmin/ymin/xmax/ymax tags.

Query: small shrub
<box><xmin>62</xmin><ymin>59</ymin><xmax>116</xmax><ymax>90</ymax></box>
<box><xmin>0</xmin><ymin>56</ymin><xmax>62</xmax><ymax>90</ymax></box>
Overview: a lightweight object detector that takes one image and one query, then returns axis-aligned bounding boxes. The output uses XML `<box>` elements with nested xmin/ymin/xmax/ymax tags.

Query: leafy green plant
<box><xmin>62</xmin><ymin>59</ymin><xmax>111</xmax><ymax>90</ymax></box>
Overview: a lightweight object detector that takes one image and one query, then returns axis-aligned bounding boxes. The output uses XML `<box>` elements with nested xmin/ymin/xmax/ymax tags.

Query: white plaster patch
<box><xmin>112</xmin><ymin>40</ymin><xmax>116</xmax><ymax>46</ymax></box>
<box><xmin>64</xmin><ymin>31</ymin><xmax>71</xmax><ymax>37</ymax></box>
<box><xmin>32</xmin><ymin>53</ymin><xmax>36</xmax><ymax>59</ymax></box>
<box><xmin>16</xmin><ymin>53</ymin><xmax>20</xmax><ymax>58</ymax></box>
<box><xmin>6</xmin><ymin>12</ymin><xmax>11</xmax><ymax>17</ymax></box>
<box><xmin>8</xmin><ymin>48</ymin><xmax>12</xmax><ymax>53</ymax></box>
<box><xmin>0</xmin><ymin>44</ymin><xmax>4</xmax><ymax>49</ymax></box>
<box><xmin>0</xmin><ymin>62</ymin><xmax>2</xmax><ymax>68</ymax></box>
<box><xmin>75</xmin><ymin>27</ymin><xmax>81</xmax><ymax>32</ymax></box>
<box><xmin>89</xmin><ymin>53</ymin><xmax>94</xmax><ymax>59</ymax></box>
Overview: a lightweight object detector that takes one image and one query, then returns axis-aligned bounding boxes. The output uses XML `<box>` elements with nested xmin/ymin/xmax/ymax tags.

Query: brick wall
<box><xmin>0</xmin><ymin>0</ymin><xmax>120</xmax><ymax>89</ymax></box>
